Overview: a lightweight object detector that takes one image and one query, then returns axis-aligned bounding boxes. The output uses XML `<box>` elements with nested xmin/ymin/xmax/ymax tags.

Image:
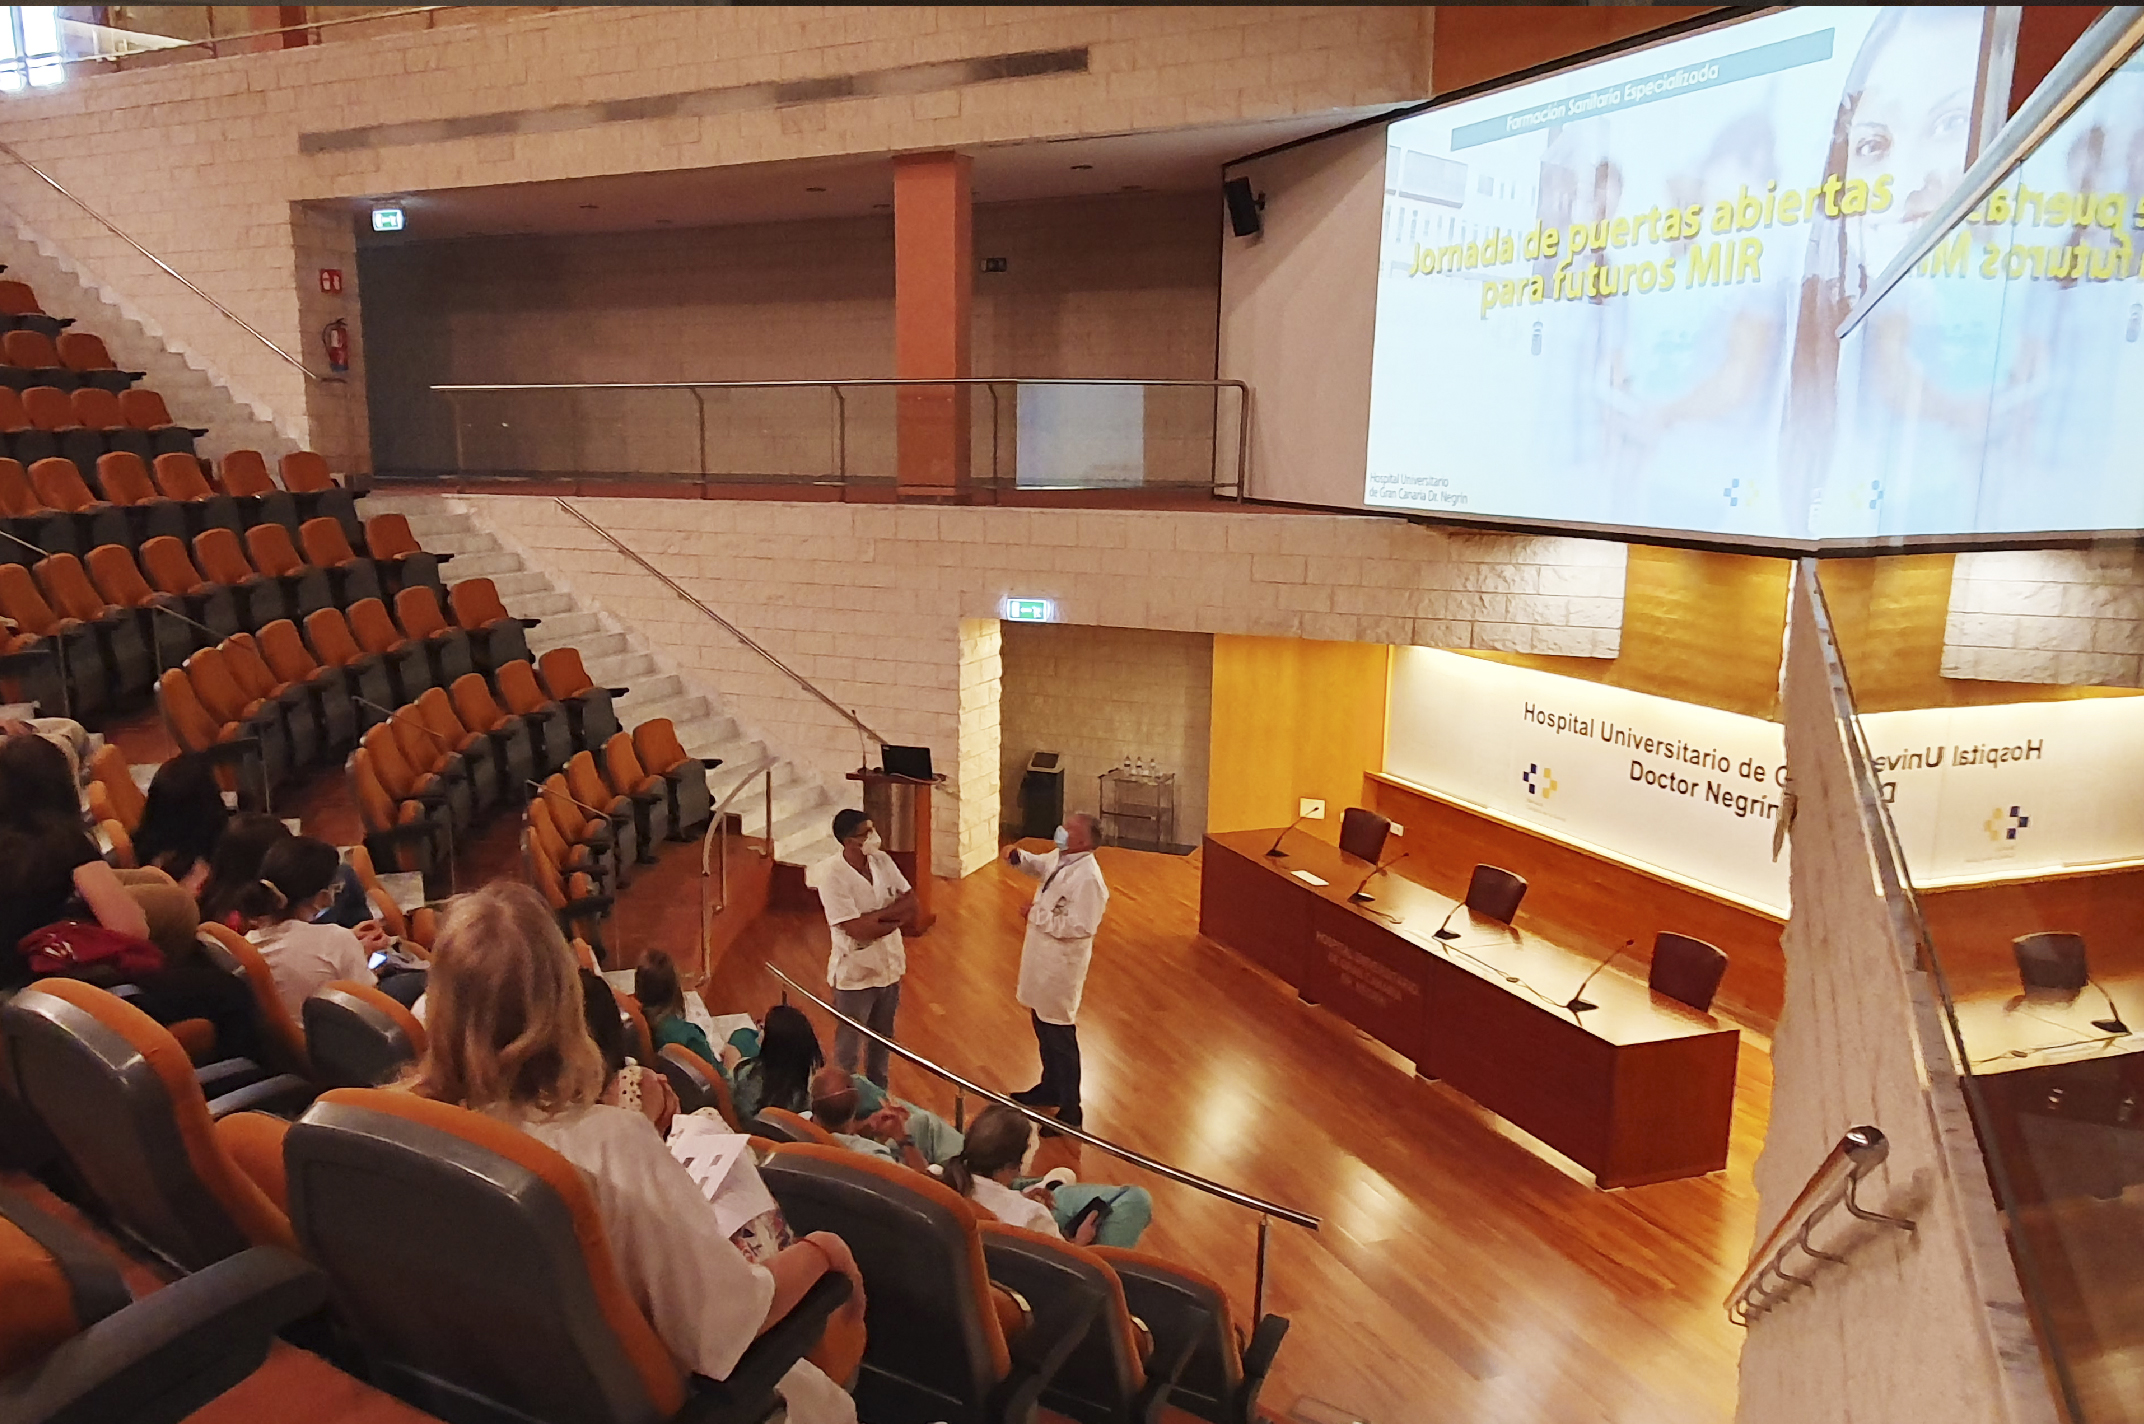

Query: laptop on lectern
<box><xmin>881</xmin><ymin>744</ymin><xmax>934</xmax><ymax>780</ymax></box>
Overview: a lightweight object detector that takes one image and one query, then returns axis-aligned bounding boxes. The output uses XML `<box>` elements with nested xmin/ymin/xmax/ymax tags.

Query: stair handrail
<box><xmin>698</xmin><ymin>756</ymin><xmax>777</xmax><ymax>985</ymax></box>
<box><xmin>0</xmin><ymin>138</ymin><xmax>331</xmax><ymax>383</ymax></box>
<box><xmin>1726</xmin><ymin>1125</ymin><xmax>1915</xmax><ymax>1325</ymax></box>
<box><xmin>551</xmin><ymin>497</ymin><xmax>888</xmax><ymax>762</ymax></box>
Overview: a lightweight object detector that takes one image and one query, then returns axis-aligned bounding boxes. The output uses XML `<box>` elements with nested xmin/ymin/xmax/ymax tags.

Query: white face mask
<box><xmin>861</xmin><ymin>829</ymin><xmax>882</xmax><ymax>854</ymax></box>
<box><xmin>1053</xmin><ymin>824</ymin><xmax>1070</xmax><ymax>848</ymax></box>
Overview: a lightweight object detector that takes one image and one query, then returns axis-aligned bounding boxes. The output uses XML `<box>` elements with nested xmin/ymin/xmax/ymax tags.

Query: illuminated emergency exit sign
<box><xmin>1001</xmin><ymin>597</ymin><xmax>1054</xmax><ymax>622</ymax></box>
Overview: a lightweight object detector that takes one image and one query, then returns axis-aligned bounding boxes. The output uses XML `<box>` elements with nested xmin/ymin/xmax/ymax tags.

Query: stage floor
<box><xmin>703</xmin><ymin>841</ymin><xmax>1770</xmax><ymax>1424</ymax></box>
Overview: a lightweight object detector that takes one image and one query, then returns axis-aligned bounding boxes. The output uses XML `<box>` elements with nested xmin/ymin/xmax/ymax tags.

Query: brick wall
<box><xmin>999</xmin><ymin>623</ymin><xmax>1215</xmax><ymax>844</ymax></box>
<box><xmin>0</xmin><ymin>6</ymin><xmax>1426</xmax><ymax>464</ymax></box>
<box><xmin>1943</xmin><ymin>549</ymin><xmax>2144</xmax><ymax>687</ymax></box>
<box><xmin>360</xmin><ymin>190</ymin><xmax>1219</xmax><ymax>476</ymax></box>
<box><xmin>462</xmin><ymin>496</ymin><xmax>1626</xmax><ymax>875</ymax></box>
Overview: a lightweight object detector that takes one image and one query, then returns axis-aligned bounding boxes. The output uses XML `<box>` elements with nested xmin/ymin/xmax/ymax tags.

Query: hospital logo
<box><xmin>1723</xmin><ymin>477</ymin><xmax>1755</xmax><ymax>509</ymax></box>
<box><xmin>1521</xmin><ymin>763</ymin><xmax>1558</xmax><ymax>800</ymax></box>
<box><xmin>1984</xmin><ymin>805</ymin><xmax>2030</xmax><ymax>843</ymax></box>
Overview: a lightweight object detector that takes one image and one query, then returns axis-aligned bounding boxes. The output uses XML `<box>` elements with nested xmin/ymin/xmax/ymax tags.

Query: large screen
<box><xmin>1364</xmin><ymin>7</ymin><xmax>1998</xmax><ymax>547</ymax></box>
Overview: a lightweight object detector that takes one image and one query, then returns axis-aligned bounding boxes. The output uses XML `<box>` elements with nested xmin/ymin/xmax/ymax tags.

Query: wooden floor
<box><xmin>704</xmin><ymin>842</ymin><xmax>1772</xmax><ymax>1424</ymax></box>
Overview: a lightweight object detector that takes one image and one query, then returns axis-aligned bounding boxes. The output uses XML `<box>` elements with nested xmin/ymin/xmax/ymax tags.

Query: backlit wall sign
<box><xmin>370</xmin><ymin>207</ymin><xmax>405</xmax><ymax>232</ymax></box>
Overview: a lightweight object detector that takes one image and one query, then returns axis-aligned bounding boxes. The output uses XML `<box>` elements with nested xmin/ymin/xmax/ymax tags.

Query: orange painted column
<box><xmin>892</xmin><ymin>152</ymin><xmax>973</xmax><ymax>499</ymax></box>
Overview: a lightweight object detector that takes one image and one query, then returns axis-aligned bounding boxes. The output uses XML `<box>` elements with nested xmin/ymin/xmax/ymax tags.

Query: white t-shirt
<box><xmin>811</xmin><ymin>849</ymin><xmax>910</xmax><ymax>992</ymax></box>
<box><xmin>969</xmin><ymin>1175</ymin><xmax>1059</xmax><ymax>1236</ymax></box>
<box><xmin>248</xmin><ymin>918</ymin><xmax>373</xmax><ymax>1021</ymax></box>
<box><xmin>511</xmin><ymin>1103</ymin><xmax>855</xmax><ymax>1424</ymax></box>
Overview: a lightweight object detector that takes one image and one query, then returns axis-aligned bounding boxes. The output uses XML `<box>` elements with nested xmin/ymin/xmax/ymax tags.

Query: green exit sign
<box><xmin>1001</xmin><ymin>597</ymin><xmax>1054</xmax><ymax>622</ymax></box>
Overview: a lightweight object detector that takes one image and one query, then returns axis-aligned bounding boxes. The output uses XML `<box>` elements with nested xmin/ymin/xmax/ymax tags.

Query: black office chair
<box><xmin>1464</xmin><ymin>864</ymin><xmax>1528</xmax><ymax>924</ymax></box>
<box><xmin>285</xmin><ymin>1088</ymin><xmax>849</xmax><ymax>1424</ymax></box>
<box><xmin>2014</xmin><ymin>932</ymin><xmax>2090</xmax><ymax>993</ymax></box>
<box><xmin>0</xmin><ymin>1190</ymin><xmax>325</xmax><ymax>1424</ymax></box>
<box><xmin>1337</xmin><ymin>808</ymin><xmax>1390</xmax><ymax>863</ymax></box>
<box><xmin>1649</xmin><ymin>932</ymin><xmax>1728</xmax><ymax>1013</ymax></box>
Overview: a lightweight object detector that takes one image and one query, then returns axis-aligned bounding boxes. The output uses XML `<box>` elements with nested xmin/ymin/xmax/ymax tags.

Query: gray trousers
<box><xmin>832</xmin><ymin>981</ymin><xmax>901</xmax><ymax>1088</ymax></box>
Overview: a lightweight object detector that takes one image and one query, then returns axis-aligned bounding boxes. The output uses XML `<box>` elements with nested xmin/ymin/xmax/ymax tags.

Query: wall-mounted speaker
<box><xmin>1223</xmin><ymin>175</ymin><xmax>1263</xmax><ymax>237</ymax></box>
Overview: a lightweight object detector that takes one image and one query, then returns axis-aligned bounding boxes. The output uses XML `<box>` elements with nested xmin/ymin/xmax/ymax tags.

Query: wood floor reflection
<box><xmin>699</xmin><ymin>843</ymin><xmax>1770</xmax><ymax>1424</ymax></box>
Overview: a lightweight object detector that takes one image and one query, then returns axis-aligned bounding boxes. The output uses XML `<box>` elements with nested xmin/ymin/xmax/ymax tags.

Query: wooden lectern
<box><xmin>848</xmin><ymin>767</ymin><xmax>945</xmax><ymax>934</ymax></box>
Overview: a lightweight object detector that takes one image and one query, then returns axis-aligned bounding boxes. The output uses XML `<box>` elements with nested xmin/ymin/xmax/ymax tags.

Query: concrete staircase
<box><xmin>363</xmin><ymin>493</ymin><xmax>845</xmax><ymax>871</ymax></box>
<box><xmin>0</xmin><ymin>215</ymin><xmax>297</xmax><ymax>463</ymax></box>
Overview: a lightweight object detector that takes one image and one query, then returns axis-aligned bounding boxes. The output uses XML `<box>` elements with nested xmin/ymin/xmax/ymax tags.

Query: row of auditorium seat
<box><xmin>0</xmin><ymin>447</ymin><xmax>360</xmax><ymax>562</ymax></box>
<box><xmin>1</xmin><ymin>968</ymin><xmax>1286</xmax><ymax>1424</ymax></box>
<box><xmin>0</xmin><ymin>384</ymin><xmax>200</xmax><ymax>471</ymax></box>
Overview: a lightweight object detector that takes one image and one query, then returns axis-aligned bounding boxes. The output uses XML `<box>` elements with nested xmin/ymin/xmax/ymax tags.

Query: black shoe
<box><xmin>1010</xmin><ymin>1085</ymin><xmax>1056</xmax><ymax>1107</ymax></box>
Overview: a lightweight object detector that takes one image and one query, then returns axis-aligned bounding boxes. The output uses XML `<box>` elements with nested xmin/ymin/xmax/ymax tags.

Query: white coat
<box><xmin>1010</xmin><ymin>847</ymin><xmax>1109</xmax><ymax>1025</ymax></box>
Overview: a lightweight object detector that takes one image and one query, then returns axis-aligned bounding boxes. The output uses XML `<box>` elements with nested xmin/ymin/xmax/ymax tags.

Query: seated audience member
<box><xmin>0</xmin><ymin>735</ymin><xmax>260</xmax><ymax>1059</ymax></box>
<box><xmin>408</xmin><ymin>881</ymin><xmax>866</xmax><ymax>1422</ymax></box>
<box><xmin>582</xmin><ymin>968</ymin><xmax>680</xmax><ymax>1134</ymax></box>
<box><xmin>131</xmin><ymin>753</ymin><xmax>231</xmax><ymax>894</ymax></box>
<box><xmin>730</xmin><ymin>1003</ymin><xmax>823</xmax><ymax>1123</ymax></box>
<box><xmin>634</xmin><ymin>949</ymin><xmax>718</xmax><ymax>1065</ymax></box>
<box><xmin>198</xmin><ymin>812</ymin><xmax>294</xmax><ymax>927</ymax></box>
<box><xmin>1</xmin><ymin>715</ymin><xmax>90</xmax><ymax>786</ymax></box>
<box><xmin>808</xmin><ymin>1065</ymin><xmax>964</xmax><ymax>1169</ymax></box>
<box><xmin>941</xmin><ymin>1104</ymin><xmax>1153</xmax><ymax>1250</ymax></box>
<box><xmin>239</xmin><ymin>836</ymin><xmax>416</xmax><ymax>1014</ymax></box>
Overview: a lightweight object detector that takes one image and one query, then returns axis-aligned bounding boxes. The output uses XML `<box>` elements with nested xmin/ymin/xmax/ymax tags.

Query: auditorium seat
<box><xmin>392</xmin><ymin>584</ymin><xmax>476</xmax><ymax>690</ymax></box>
<box><xmin>447</xmin><ymin>576</ymin><xmax>534</xmax><ymax>673</ymax></box>
<box><xmin>304</xmin><ymin>606</ymin><xmax>396</xmax><ymax>726</ymax></box>
<box><xmin>151</xmin><ymin>452</ymin><xmax>244</xmax><ymax>540</ymax></box>
<box><xmin>1089</xmin><ymin>1248</ymin><xmax>1289</xmax><ymax>1424</ymax></box>
<box><xmin>73</xmin><ymin>386</ymin><xmax>154</xmax><ymax>466</ymax></box>
<box><xmin>568</xmin><ymin>748</ymin><xmax>644</xmax><ymax>868</ymax></box>
<box><xmin>196</xmin><ymin>922</ymin><xmax>317</xmax><ymax>1080</ymax></box>
<box><xmin>36</xmin><ymin>551</ymin><xmax>153</xmax><ymax>701</ymax></box>
<box><xmin>214</xmin><ymin>449</ymin><xmax>298</xmax><ymax>535</ymax></box>
<box><xmin>764</xmin><ymin>1141</ymin><xmax>1088</xmax><ymax>1424</ymax></box>
<box><xmin>373</xmin><ymin>714</ymin><xmax>474</xmax><ymax>834</ymax></box>
<box><xmin>279</xmin><ymin>451</ymin><xmax>360</xmax><ymax>540</ymax></box>
<box><xmin>978</xmin><ymin>1223</ymin><xmax>1173</xmax><ymax>1424</ymax></box>
<box><xmin>157</xmin><ymin>667</ymin><xmax>266</xmax><ymax>805</ymax></box>
<box><xmin>244</xmin><ymin>522</ymin><xmax>335</xmax><ymax>621</ymax></box>
<box><xmin>525</xmin><ymin>812</ymin><xmax>613</xmax><ymax>948</ymax></box>
<box><xmin>0</xmin><ymin>561</ymin><xmax>106</xmax><ymax>715</ymax></box>
<box><xmin>451</xmin><ymin>671</ymin><xmax>537</xmax><ymax>795</ymax></box>
<box><xmin>257</xmin><ymin>617</ymin><xmax>358</xmax><ymax>757</ymax></box>
<box><xmin>350</xmin><ymin>743</ymin><xmax>449</xmax><ymax>881</ymax></box>
<box><xmin>116</xmin><ymin>388</ymin><xmax>202</xmax><ymax>459</ymax></box>
<box><xmin>94</xmin><ymin>451</ymin><xmax>188</xmax><ymax>548</ymax></box>
<box><xmin>346</xmin><ymin>843</ymin><xmax>436</xmax><ymax>950</ymax></box>
<box><xmin>29</xmin><ymin>455</ymin><xmax>127</xmax><ymax>552</ymax></box>
<box><xmin>602</xmin><ymin>729</ymin><xmax>674</xmax><ymax>848</ymax></box>
<box><xmin>497</xmin><ymin>658</ymin><xmax>573</xmax><ymax>776</ymax></box>
<box><xmin>1649</xmin><ymin>932</ymin><xmax>1729</xmax><ymax>1013</ymax></box>
<box><xmin>298</xmin><ymin>516</ymin><xmax>382</xmax><ymax>607</ymax></box>
<box><xmin>539</xmin><ymin>645</ymin><xmax>623</xmax><ymax>752</ymax></box>
<box><xmin>224</xmin><ymin>631</ymin><xmax>323</xmax><ymax>771</ymax></box>
<box><xmin>284</xmin><ymin>1089</ymin><xmax>851</xmax><ymax>1424</ymax></box>
<box><xmin>193</xmin><ymin>527</ymin><xmax>288</xmax><ymax>629</ymax></box>
<box><xmin>3</xmin><ymin>331</ymin><xmax>74</xmax><ymax>389</ymax></box>
<box><xmin>538</xmin><ymin>770</ymin><xmax>625</xmax><ymax>883</ymax></box>
<box><xmin>303</xmin><ymin>982</ymin><xmax>426</xmax><ymax>1089</ymax></box>
<box><xmin>753</xmin><ymin>1107</ymin><xmax>835</xmax><ymax>1147</ymax></box>
<box><xmin>54</xmin><ymin>329</ymin><xmax>143</xmax><ymax>391</ymax></box>
<box><xmin>364</xmin><ymin>513</ymin><xmax>442</xmax><ymax>599</ymax></box>
<box><xmin>0</xmin><ymin>456</ymin><xmax>76</xmax><ymax>558</ymax></box>
<box><xmin>84</xmin><ymin>541</ymin><xmax>197</xmax><ymax>666</ymax></box>
<box><xmin>184</xmin><ymin>644</ymin><xmax>292</xmax><ymax>789</ymax></box>
<box><xmin>0</xmin><ymin>386</ymin><xmax>50</xmax><ymax>469</ymax></box>
<box><xmin>347</xmin><ymin>597</ymin><xmax>431</xmax><ymax>706</ymax></box>
<box><xmin>21</xmin><ymin>386</ymin><xmax>96</xmax><ymax>474</ymax></box>
<box><xmin>85</xmin><ymin>742</ymin><xmax>146</xmax><ymax>855</ymax></box>
<box><xmin>0</xmin><ymin>978</ymin><xmax>305</xmax><ymax>1272</ymax></box>
<box><xmin>0</xmin><ymin>1193</ymin><xmax>325</xmax><ymax>1424</ymax></box>
<box><xmin>139</xmin><ymin>534</ymin><xmax>243</xmax><ymax>642</ymax></box>
<box><xmin>0</xmin><ymin>280</ymin><xmax>68</xmax><ymax>340</ymax></box>
<box><xmin>633</xmin><ymin>718</ymin><xmax>717</xmax><ymax>839</ymax></box>
<box><xmin>656</xmin><ymin>1043</ymin><xmax>741</xmax><ymax>1129</ymax></box>
<box><xmin>415</xmin><ymin>684</ymin><xmax>503</xmax><ymax>812</ymax></box>
<box><xmin>529</xmin><ymin>790</ymin><xmax>616</xmax><ymax>899</ymax></box>
<box><xmin>611</xmin><ymin>987</ymin><xmax>654</xmax><ymax>1063</ymax></box>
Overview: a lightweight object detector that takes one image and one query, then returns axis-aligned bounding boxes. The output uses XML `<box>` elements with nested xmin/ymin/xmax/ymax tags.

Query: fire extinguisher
<box><xmin>322</xmin><ymin>319</ymin><xmax>350</xmax><ymax>375</ymax></box>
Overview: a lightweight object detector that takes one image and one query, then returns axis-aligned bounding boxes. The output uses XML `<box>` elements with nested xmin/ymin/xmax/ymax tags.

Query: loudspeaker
<box><xmin>1223</xmin><ymin>176</ymin><xmax>1262</xmax><ymax>237</ymax></box>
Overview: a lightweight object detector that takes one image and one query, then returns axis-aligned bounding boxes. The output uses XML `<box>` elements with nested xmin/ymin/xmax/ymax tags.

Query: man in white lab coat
<box><xmin>1006</xmin><ymin>811</ymin><xmax>1110</xmax><ymax>1129</ymax></box>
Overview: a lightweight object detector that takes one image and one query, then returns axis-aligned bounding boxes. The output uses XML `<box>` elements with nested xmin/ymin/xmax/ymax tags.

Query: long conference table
<box><xmin>1200</xmin><ymin>828</ymin><xmax>1740</xmax><ymax>1187</ymax></box>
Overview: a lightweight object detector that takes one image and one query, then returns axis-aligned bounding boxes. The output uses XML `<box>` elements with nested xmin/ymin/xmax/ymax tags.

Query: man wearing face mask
<box><xmin>1005</xmin><ymin>812</ymin><xmax>1110</xmax><ymax>1130</ymax></box>
<box><xmin>811</xmin><ymin>807</ymin><xmax>917</xmax><ymax>1089</ymax></box>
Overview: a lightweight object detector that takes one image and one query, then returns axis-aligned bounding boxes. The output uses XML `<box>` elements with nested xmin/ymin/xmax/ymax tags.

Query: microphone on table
<box><xmin>1265</xmin><ymin>813</ymin><xmax>1311</xmax><ymax>858</ymax></box>
<box><xmin>1567</xmin><ymin>938</ymin><xmax>1636</xmax><ymax>1015</ymax></box>
<box><xmin>1431</xmin><ymin>900</ymin><xmax>1465</xmax><ymax>941</ymax></box>
<box><xmin>1347</xmin><ymin>849</ymin><xmax>1408</xmax><ymax>904</ymax></box>
<box><xmin>2088</xmin><ymin>976</ymin><xmax>2131</xmax><ymax>1035</ymax></box>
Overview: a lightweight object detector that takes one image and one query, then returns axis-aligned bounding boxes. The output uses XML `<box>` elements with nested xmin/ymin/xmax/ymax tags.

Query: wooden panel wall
<box><xmin>1366</xmin><ymin>775</ymin><xmax>1784</xmax><ymax>1029</ymax></box>
<box><xmin>1207</xmin><ymin>635</ymin><xmax>1389</xmax><ymax>843</ymax></box>
<box><xmin>1919</xmin><ymin>867</ymin><xmax>2144</xmax><ymax>999</ymax></box>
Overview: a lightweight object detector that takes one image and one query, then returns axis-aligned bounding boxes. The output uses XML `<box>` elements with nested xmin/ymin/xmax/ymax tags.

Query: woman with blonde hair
<box><xmin>409</xmin><ymin>880</ymin><xmax>867</xmax><ymax>1423</ymax></box>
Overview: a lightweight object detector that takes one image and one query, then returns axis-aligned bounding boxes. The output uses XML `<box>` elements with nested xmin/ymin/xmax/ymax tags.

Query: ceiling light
<box><xmin>806</xmin><ymin>186</ymin><xmax>826</xmax><ymax>193</ymax></box>
<box><xmin>1071</xmin><ymin>163</ymin><xmax>1093</xmax><ymax>171</ymax></box>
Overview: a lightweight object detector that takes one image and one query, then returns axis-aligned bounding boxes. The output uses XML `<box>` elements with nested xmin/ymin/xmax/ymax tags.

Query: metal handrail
<box><xmin>0</xmin><ymin>139</ymin><xmax>330</xmax><ymax>383</ymax></box>
<box><xmin>696</xmin><ymin>757</ymin><xmax>777</xmax><ymax>986</ymax></box>
<box><xmin>551</xmin><ymin>498</ymin><xmax>888</xmax><ymax>761</ymax></box>
<box><xmin>37</xmin><ymin>6</ymin><xmax>471</xmax><ymax>67</ymax></box>
<box><xmin>764</xmin><ymin>963</ymin><xmax>1316</xmax><ymax>1319</ymax></box>
<box><xmin>433</xmin><ymin>377</ymin><xmax>1252</xmax><ymax>498</ymax></box>
<box><xmin>1727</xmin><ymin>1126</ymin><xmax>1914</xmax><ymax>1324</ymax></box>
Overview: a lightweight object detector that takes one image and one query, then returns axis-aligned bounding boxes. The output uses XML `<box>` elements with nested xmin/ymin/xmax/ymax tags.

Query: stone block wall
<box><xmin>464</xmin><ymin>496</ymin><xmax>1627</xmax><ymax>875</ymax></box>
<box><xmin>1943</xmin><ymin>548</ymin><xmax>2144</xmax><ymax>687</ymax></box>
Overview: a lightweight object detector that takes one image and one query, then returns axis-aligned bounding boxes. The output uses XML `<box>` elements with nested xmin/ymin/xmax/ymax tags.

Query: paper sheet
<box><xmin>1290</xmin><ymin>870</ymin><xmax>1329</xmax><ymax>887</ymax></box>
<box><xmin>668</xmin><ymin>1116</ymin><xmax>779</xmax><ymax>1238</ymax></box>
